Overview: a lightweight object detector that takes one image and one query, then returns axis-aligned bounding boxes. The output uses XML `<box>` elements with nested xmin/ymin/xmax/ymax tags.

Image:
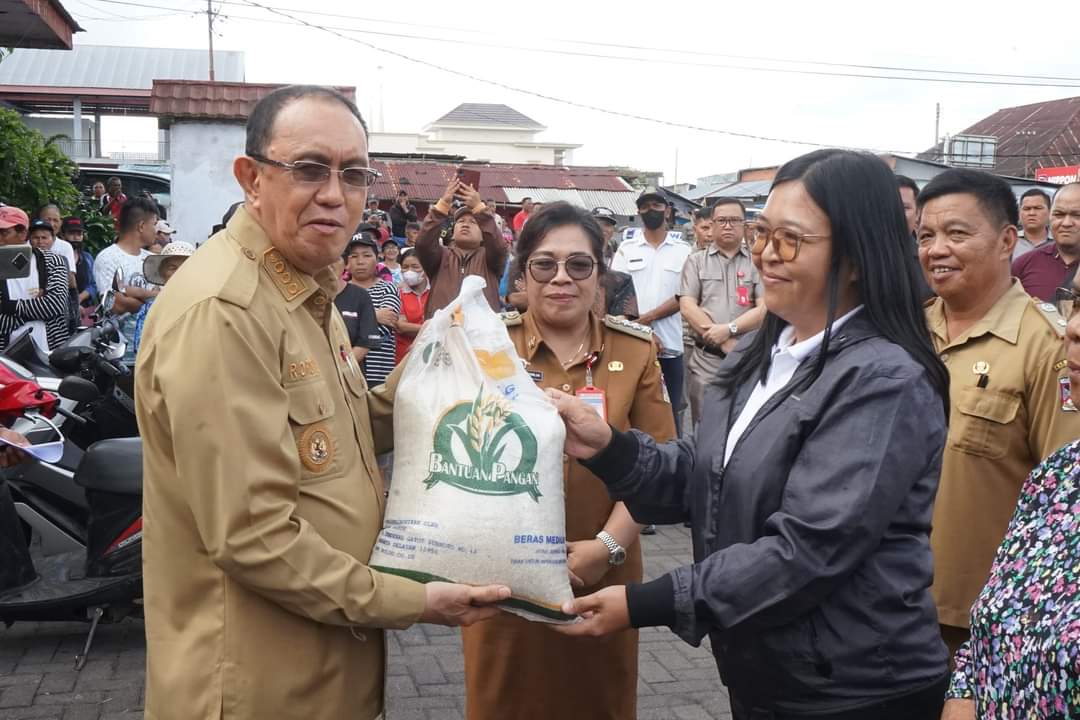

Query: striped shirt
<box><xmin>360</xmin><ymin>279</ymin><xmax>401</xmax><ymax>386</ymax></box>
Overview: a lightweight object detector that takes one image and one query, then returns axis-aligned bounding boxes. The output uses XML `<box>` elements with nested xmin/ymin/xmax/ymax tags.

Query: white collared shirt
<box><xmin>611</xmin><ymin>230</ymin><xmax>691</xmax><ymax>355</ymax></box>
<box><xmin>723</xmin><ymin>306</ymin><xmax>864</xmax><ymax>466</ymax></box>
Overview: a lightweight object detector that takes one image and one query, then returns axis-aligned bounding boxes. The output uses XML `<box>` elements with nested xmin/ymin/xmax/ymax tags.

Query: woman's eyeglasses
<box><xmin>527</xmin><ymin>255</ymin><xmax>597</xmax><ymax>283</ymax></box>
<box><xmin>249</xmin><ymin>153</ymin><xmax>381</xmax><ymax>188</ymax></box>
<box><xmin>746</xmin><ymin>221</ymin><xmax>830</xmax><ymax>262</ymax></box>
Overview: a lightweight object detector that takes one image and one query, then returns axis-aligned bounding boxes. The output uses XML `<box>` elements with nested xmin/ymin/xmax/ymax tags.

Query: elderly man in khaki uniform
<box><xmin>916</xmin><ymin>168</ymin><xmax>1079</xmax><ymax>657</ymax></box>
<box><xmin>135</xmin><ymin>85</ymin><xmax>507</xmax><ymax>720</ymax></box>
<box><xmin>678</xmin><ymin>199</ymin><xmax>765</xmax><ymax>424</ymax></box>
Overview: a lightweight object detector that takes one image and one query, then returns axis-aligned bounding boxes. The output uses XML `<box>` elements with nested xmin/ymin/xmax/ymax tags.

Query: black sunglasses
<box><xmin>527</xmin><ymin>255</ymin><xmax>597</xmax><ymax>283</ymax></box>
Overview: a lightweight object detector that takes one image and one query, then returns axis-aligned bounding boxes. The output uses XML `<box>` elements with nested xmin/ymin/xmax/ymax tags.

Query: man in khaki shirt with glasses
<box><xmin>136</xmin><ymin>85</ymin><xmax>507</xmax><ymax>720</ymax></box>
<box><xmin>678</xmin><ymin>199</ymin><xmax>765</xmax><ymax>424</ymax></box>
<box><xmin>915</xmin><ymin>168</ymin><xmax>1079</xmax><ymax>658</ymax></box>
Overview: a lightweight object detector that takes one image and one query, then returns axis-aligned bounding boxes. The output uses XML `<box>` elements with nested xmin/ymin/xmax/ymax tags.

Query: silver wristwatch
<box><xmin>596</xmin><ymin>531</ymin><xmax>627</xmax><ymax>566</ymax></box>
<box><xmin>727</xmin><ymin>321</ymin><xmax>740</xmax><ymax>336</ymax></box>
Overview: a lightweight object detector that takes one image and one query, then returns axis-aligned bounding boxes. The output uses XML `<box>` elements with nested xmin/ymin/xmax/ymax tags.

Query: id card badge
<box><xmin>576</xmin><ymin>386</ymin><xmax>607</xmax><ymax>422</ymax></box>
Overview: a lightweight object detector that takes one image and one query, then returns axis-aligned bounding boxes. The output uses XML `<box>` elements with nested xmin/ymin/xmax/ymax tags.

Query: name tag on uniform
<box><xmin>576</xmin><ymin>385</ymin><xmax>607</xmax><ymax>422</ymax></box>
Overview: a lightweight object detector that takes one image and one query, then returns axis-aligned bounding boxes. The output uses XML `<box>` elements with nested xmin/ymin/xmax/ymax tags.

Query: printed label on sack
<box><xmin>424</xmin><ymin>389</ymin><xmax>543</xmax><ymax>501</ymax></box>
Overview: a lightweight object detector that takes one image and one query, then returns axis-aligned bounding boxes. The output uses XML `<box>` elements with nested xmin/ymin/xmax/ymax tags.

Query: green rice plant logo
<box><xmin>425</xmin><ymin>388</ymin><xmax>542</xmax><ymax>501</ymax></box>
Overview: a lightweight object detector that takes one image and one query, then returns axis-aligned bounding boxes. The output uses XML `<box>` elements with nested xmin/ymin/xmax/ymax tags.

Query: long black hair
<box><xmin>716</xmin><ymin>149</ymin><xmax>949</xmax><ymax>413</ymax></box>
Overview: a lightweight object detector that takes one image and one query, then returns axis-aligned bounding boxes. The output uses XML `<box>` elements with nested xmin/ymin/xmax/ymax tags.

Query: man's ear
<box><xmin>1000</xmin><ymin>223</ymin><xmax>1019</xmax><ymax>259</ymax></box>
<box><xmin>234</xmin><ymin>156</ymin><xmax>260</xmax><ymax>209</ymax></box>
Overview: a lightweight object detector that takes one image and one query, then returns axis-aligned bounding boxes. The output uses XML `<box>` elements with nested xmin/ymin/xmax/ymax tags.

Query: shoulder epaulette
<box><xmin>500</xmin><ymin>310</ymin><xmax>523</xmax><ymax>327</ymax></box>
<box><xmin>1032</xmin><ymin>299</ymin><xmax>1068</xmax><ymax>338</ymax></box>
<box><xmin>604</xmin><ymin>315</ymin><xmax>652</xmax><ymax>341</ymax></box>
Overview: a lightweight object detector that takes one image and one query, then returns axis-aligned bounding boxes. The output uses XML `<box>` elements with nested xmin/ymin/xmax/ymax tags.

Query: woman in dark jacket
<box><xmin>549</xmin><ymin>149</ymin><xmax>952</xmax><ymax>720</ymax></box>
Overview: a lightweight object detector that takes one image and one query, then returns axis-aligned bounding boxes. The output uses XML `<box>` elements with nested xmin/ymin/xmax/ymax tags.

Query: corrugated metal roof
<box><xmin>369</xmin><ymin>161</ymin><xmax>634</xmax><ymax>203</ymax></box>
<box><xmin>429</xmin><ymin>103</ymin><xmax>544</xmax><ymax>130</ymax></box>
<box><xmin>0</xmin><ymin>44</ymin><xmax>244</xmax><ymax>89</ymax></box>
<box><xmin>919</xmin><ymin>96</ymin><xmax>1080</xmax><ymax>177</ymax></box>
<box><xmin>502</xmin><ymin>188</ymin><xmax>639</xmax><ymax>216</ymax></box>
<box><xmin>151</xmin><ymin>81</ymin><xmax>355</xmax><ymax>126</ymax></box>
<box><xmin>702</xmin><ymin>179</ymin><xmax>772</xmax><ymax>200</ymax></box>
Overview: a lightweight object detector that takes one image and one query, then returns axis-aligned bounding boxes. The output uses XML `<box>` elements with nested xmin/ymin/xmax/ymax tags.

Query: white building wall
<box><xmin>168</xmin><ymin>122</ymin><xmax>246</xmax><ymax>245</ymax></box>
<box><xmin>368</xmin><ymin>132</ymin><xmax>567</xmax><ymax>165</ymax></box>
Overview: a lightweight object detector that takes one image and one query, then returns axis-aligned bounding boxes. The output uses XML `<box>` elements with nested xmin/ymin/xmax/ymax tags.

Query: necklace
<box><xmin>559</xmin><ymin>338</ymin><xmax>587</xmax><ymax>369</ymax></box>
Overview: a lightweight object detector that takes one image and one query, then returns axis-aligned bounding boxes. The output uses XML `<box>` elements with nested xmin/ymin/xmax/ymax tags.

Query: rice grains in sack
<box><xmin>370</xmin><ymin>277</ymin><xmax>574</xmax><ymax>622</ymax></box>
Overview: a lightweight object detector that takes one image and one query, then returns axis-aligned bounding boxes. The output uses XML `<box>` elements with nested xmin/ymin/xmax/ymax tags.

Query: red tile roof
<box><xmin>370</xmin><ymin>161</ymin><xmax>633</xmax><ymax>202</ymax></box>
<box><xmin>921</xmin><ymin>96</ymin><xmax>1080</xmax><ymax>177</ymax></box>
<box><xmin>150</xmin><ymin>81</ymin><xmax>356</xmax><ymax>127</ymax></box>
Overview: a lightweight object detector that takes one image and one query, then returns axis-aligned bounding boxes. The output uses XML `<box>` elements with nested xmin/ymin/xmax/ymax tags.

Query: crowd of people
<box><xmin>0</xmin><ymin>179</ymin><xmax>190</xmax><ymax>363</ymax></box>
<box><xmin>2</xmin><ymin>83</ymin><xmax>1079</xmax><ymax>720</ymax></box>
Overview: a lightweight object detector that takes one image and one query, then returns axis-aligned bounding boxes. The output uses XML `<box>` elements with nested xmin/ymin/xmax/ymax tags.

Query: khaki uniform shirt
<box><xmin>927</xmin><ymin>281</ymin><xmax>1079</xmax><ymax>628</ymax></box>
<box><xmin>136</xmin><ymin>207</ymin><xmax>426</xmax><ymax>720</ymax></box>
<box><xmin>679</xmin><ymin>244</ymin><xmax>762</xmax><ymax>379</ymax></box>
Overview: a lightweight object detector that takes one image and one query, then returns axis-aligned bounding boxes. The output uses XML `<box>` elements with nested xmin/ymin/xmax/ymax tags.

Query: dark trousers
<box><xmin>729</xmin><ymin>675</ymin><xmax>948</xmax><ymax>720</ymax></box>
<box><xmin>659</xmin><ymin>355</ymin><xmax>684</xmax><ymax>436</ymax></box>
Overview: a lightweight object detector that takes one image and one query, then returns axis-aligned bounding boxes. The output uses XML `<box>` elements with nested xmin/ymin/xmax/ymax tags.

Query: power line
<box><xmin>70</xmin><ymin>0</ymin><xmax>1080</xmax><ymax>161</ymax></box>
<box><xmin>106</xmin><ymin>0</ymin><xmax>1080</xmax><ymax>84</ymax></box>
<box><xmin>84</xmin><ymin>0</ymin><xmax>1080</xmax><ymax>88</ymax></box>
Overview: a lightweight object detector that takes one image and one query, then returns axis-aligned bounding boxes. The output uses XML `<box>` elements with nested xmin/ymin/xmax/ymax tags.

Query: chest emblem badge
<box><xmin>298</xmin><ymin>422</ymin><xmax>335</xmax><ymax>472</ymax></box>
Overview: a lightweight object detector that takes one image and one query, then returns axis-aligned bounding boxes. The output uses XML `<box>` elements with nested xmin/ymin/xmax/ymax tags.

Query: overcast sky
<box><xmin>60</xmin><ymin>0</ymin><xmax>1080</xmax><ymax>185</ymax></box>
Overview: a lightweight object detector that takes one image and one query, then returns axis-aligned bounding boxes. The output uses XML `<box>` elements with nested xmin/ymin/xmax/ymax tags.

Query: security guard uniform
<box><xmin>926</xmin><ymin>280</ymin><xmax>1079</xmax><ymax>639</ymax></box>
<box><xmin>461</xmin><ymin>310</ymin><xmax>675</xmax><ymax>720</ymax></box>
<box><xmin>679</xmin><ymin>244</ymin><xmax>762</xmax><ymax>423</ymax></box>
<box><xmin>136</xmin><ymin>206</ymin><xmax>426</xmax><ymax>720</ymax></box>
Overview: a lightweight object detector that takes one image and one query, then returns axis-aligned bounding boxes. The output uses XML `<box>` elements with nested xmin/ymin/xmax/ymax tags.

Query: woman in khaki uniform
<box><xmin>462</xmin><ymin>202</ymin><xmax>675</xmax><ymax>720</ymax></box>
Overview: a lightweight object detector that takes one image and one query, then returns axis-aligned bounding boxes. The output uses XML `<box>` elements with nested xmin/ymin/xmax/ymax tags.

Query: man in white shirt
<box><xmin>94</xmin><ymin>196</ymin><xmax>159</xmax><ymax>364</ymax></box>
<box><xmin>611</xmin><ymin>192</ymin><xmax>691</xmax><ymax>433</ymax></box>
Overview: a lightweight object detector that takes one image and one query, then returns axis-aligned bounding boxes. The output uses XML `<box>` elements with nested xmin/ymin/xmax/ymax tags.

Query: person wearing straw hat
<box><xmin>132</xmin><ymin>241</ymin><xmax>195</xmax><ymax>354</ymax></box>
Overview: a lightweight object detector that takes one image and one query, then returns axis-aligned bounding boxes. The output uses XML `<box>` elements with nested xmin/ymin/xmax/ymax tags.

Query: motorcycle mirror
<box><xmin>99</xmin><ymin>289</ymin><xmax>116</xmax><ymax>316</ymax></box>
<box><xmin>58</xmin><ymin>376</ymin><xmax>101</xmax><ymax>403</ymax></box>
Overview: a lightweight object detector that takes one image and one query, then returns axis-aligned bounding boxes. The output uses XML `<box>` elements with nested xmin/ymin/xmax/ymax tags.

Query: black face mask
<box><xmin>640</xmin><ymin>209</ymin><xmax>666</xmax><ymax>230</ymax></box>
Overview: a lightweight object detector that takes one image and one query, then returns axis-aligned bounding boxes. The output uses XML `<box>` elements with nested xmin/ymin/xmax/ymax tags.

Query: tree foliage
<box><xmin>0</xmin><ymin>107</ymin><xmax>80</xmax><ymax>217</ymax></box>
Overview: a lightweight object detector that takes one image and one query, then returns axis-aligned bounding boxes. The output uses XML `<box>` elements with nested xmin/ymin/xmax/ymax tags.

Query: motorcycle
<box><xmin>0</xmin><ymin>288</ymin><xmax>136</xmax><ymax>529</ymax></box>
<box><xmin>0</xmin><ymin>290</ymin><xmax>143</xmax><ymax>670</ymax></box>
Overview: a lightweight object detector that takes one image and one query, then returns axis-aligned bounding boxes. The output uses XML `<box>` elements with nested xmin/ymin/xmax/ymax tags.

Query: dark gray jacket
<box><xmin>585</xmin><ymin>315</ymin><xmax>949</xmax><ymax>714</ymax></box>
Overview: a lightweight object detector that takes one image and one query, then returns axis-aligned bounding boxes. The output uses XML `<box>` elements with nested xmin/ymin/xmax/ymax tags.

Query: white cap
<box><xmin>154</xmin><ymin>220</ymin><xmax>176</xmax><ymax>235</ymax></box>
<box><xmin>143</xmin><ymin>241</ymin><xmax>195</xmax><ymax>285</ymax></box>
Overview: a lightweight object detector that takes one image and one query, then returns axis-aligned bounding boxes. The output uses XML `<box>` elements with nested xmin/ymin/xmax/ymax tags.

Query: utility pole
<box><xmin>207</xmin><ymin>0</ymin><xmax>216</xmax><ymax>82</ymax></box>
<box><xmin>673</xmin><ymin>147</ymin><xmax>679</xmax><ymax>186</ymax></box>
<box><xmin>1016</xmin><ymin>129</ymin><xmax>1036</xmax><ymax>177</ymax></box>
<box><xmin>934</xmin><ymin>103</ymin><xmax>941</xmax><ymax>150</ymax></box>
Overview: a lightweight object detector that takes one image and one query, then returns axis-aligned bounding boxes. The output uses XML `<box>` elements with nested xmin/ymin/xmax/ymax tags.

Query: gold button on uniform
<box><xmin>314</xmin><ymin>294</ymin><xmax>327</xmax><ymax>306</ymax></box>
<box><xmin>242</xmin><ymin>247</ymin><xmax>256</xmax><ymax>260</ymax></box>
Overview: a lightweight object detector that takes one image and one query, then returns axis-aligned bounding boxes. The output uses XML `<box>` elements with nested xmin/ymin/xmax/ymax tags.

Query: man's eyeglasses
<box><xmin>527</xmin><ymin>255</ymin><xmax>597</xmax><ymax>283</ymax></box>
<box><xmin>747</xmin><ymin>222</ymin><xmax>830</xmax><ymax>262</ymax></box>
<box><xmin>249</xmin><ymin>153</ymin><xmax>381</xmax><ymax>188</ymax></box>
<box><xmin>1055</xmin><ymin>286</ymin><xmax>1080</xmax><ymax>319</ymax></box>
<box><xmin>713</xmin><ymin>217</ymin><xmax>744</xmax><ymax>228</ymax></box>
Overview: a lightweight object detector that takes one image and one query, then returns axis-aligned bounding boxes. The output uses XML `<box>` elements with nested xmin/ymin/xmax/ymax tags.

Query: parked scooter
<box><xmin>0</xmin><ymin>383</ymin><xmax>142</xmax><ymax>667</ymax></box>
<box><xmin>0</xmin><ymin>289</ymin><xmax>143</xmax><ymax>669</ymax></box>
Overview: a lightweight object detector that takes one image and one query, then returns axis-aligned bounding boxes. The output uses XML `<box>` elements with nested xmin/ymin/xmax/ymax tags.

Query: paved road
<box><xmin>0</xmin><ymin>525</ymin><xmax>730</xmax><ymax>719</ymax></box>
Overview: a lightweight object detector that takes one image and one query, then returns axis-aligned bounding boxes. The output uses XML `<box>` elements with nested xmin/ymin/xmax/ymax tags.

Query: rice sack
<box><xmin>370</xmin><ymin>276</ymin><xmax>574</xmax><ymax>622</ymax></box>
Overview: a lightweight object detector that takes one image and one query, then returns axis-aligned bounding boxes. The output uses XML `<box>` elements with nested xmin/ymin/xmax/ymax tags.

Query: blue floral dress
<box><xmin>947</xmin><ymin>439</ymin><xmax>1080</xmax><ymax>717</ymax></box>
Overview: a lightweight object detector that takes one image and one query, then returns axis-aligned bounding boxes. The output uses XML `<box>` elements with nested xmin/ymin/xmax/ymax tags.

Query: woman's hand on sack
<box><xmin>544</xmin><ymin>388</ymin><xmax>613</xmax><ymax>460</ymax></box>
<box><xmin>551</xmin><ymin>585</ymin><xmax>630</xmax><ymax>637</ymax></box>
<box><xmin>566</xmin><ymin>540</ymin><xmax>611</xmax><ymax>589</ymax></box>
<box><xmin>0</xmin><ymin>428</ymin><xmax>29</xmax><ymax>468</ymax></box>
<box><xmin>940</xmin><ymin>699</ymin><xmax>976</xmax><ymax>720</ymax></box>
<box><xmin>419</xmin><ymin>581</ymin><xmax>511</xmax><ymax>627</ymax></box>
